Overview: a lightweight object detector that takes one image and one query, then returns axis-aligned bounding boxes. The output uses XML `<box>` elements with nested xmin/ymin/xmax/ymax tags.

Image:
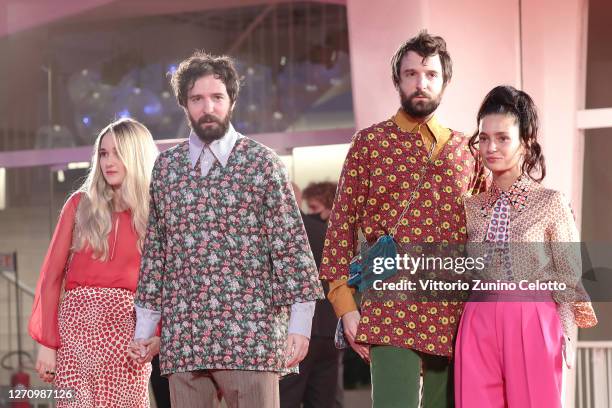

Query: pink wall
<box><xmin>0</xmin><ymin>0</ymin><xmax>345</xmax><ymax>36</ymax></box>
<box><xmin>346</xmin><ymin>0</ymin><xmax>520</xmax><ymax>132</ymax></box>
<box><xmin>0</xmin><ymin>0</ymin><xmax>115</xmax><ymax>37</ymax></box>
<box><xmin>521</xmin><ymin>0</ymin><xmax>588</xmax><ymax>220</ymax></box>
<box><xmin>346</xmin><ymin>0</ymin><xmax>586</xmax><ymax>222</ymax></box>
<box><xmin>346</xmin><ymin>0</ymin><xmax>430</xmax><ymax>129</ymax></box>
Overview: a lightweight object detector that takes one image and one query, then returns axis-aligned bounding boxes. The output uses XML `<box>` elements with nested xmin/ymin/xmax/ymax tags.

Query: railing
<box><xmin>576</xmin><ymin>341</ymin><xmax>612</xmax><ymax>407</ymax></box>
<box><xmin>0</xmin><ymin>269</ymin><xmax>50</xmax><ymax>407</ymax></box>
<box><xmin>2</xmin><ymin>266</ymin><xmax>609</xmax><ymax>408</ymax></box>
<box><xmin>1</xmin><ymin>270</ymin><xmax>35</xmax><ymax>296</ymax></box>
<box><xmin>1</xmin><ymin>268</ymin><xmax>37</xmax><ymax>365</ymax></box>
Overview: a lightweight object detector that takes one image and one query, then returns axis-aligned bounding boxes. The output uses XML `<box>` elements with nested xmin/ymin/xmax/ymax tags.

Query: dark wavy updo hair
<box><xmin>469</xmin><ymin>85</ymin><xmax>546</xmax><ymax>182</ymax></box>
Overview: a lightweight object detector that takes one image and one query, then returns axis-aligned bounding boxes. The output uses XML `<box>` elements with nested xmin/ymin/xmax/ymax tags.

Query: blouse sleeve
<box><xmin>28</xmin><ymin>192</ymin><xmax>81</xmax><ymax>349</ymax></box>
<box><xmin>548</xmin><ymin>191</ymin><xmax>597</xmax><ymax>333</ymax></box>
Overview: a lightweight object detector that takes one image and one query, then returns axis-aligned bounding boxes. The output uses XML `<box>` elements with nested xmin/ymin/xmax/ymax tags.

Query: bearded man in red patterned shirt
<box><xmin>319</xmin><ymin>31</ymin><xmax>484</xmax><ymax>408</ymax></box>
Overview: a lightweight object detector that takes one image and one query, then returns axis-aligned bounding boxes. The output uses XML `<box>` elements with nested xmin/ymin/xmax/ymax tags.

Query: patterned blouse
<box><xmin>320</xmin><ymin>115</ymin><xmax>483</xmax><ymax>357</ymax></box>
<box><xmin>135</xmin><ymin>138</ymin><xmax>324</xmax><ymax>375</ymax></box>
<box><xmin>464</xmin><ymin>174</ymin><xmax>597</xmax><ymax>335</ymax></box>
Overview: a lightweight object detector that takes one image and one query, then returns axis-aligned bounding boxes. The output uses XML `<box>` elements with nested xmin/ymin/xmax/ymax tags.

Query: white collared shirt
<box><xmin>188</xmin><ymin>124</ymin><xmax>240</xmax><ymax>176</ymax></box>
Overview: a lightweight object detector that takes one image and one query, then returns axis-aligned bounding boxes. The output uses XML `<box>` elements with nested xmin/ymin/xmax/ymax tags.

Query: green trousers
<box><xmin>370</xmin><ymin>346</ymin><xmax>454</xmax><ymax>408</ymax></box>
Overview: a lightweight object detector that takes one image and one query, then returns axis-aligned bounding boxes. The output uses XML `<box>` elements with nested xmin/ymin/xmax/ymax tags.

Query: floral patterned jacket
<box><xmin>135</xmin><ymin>137</ymin><xmax>324</xmax><ymax>375</ymax></box>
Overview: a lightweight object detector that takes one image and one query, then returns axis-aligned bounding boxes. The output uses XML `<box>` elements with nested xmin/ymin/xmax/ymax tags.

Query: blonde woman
<box><xmin>28</xmin><ymin>118</ymin><xmax>159</xmax><ymax>407</ymax></box>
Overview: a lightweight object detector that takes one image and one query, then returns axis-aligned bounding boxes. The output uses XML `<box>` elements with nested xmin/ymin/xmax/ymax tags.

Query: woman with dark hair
<box><xmin>454</xmin><ymin>86</ymin><xmax>597</xmax><ymax>407</ymax></box>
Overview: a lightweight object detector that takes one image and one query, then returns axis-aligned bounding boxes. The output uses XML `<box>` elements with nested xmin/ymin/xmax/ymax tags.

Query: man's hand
<box><xmin>285</xmin><ymin>334</ymin><xmax>310</xmax><ymax>368</ymax></box>
<box><xmin>128</xmin><ymin>337</ymin><xmax>160</xmax><ymax>364</ymax></box>
<box><xmin>342</xmin><ymin>310</ymin><xmax>370</xmax><ymax>363</ymax></box>
<box><xmin>36</xmin><ymin>345</ymin><xmax>56</xmax><ymax>383</ymax></box>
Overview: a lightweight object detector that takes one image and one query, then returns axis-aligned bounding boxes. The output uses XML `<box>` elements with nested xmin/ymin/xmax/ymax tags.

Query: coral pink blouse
<box><xmin>28</xmin><ymin>193</ymin><xmax>142</xmax><ymax>349</ymax></box>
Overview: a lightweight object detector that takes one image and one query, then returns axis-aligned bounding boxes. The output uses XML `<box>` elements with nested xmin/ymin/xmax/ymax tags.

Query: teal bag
<box><xmin>348</xmin><ymin>235</ymin><xmax>398</xmax><ymax>292</ymax></box>
<box><xmin>334</xmin><ymin>141</ymin><xmax>436</xmax><ymax>349</ymax></box>
<box><xmin>345</xmin><ymin>141</ymin><xmax>435</xmax><ymax>293</ymax></box>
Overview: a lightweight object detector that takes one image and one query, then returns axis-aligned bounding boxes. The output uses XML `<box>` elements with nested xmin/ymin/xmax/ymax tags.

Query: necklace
<box><xmin>110</xmin><ymin>215</ymin><xmax>119</xmax><ymax>260</ymax></box>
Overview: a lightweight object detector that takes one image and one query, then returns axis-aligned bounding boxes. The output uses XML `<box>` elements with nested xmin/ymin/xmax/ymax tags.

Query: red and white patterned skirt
<box><xmin>56</xmin><ymin>287</ymin><xmax>151</xmax><ymax>408</ymax></box>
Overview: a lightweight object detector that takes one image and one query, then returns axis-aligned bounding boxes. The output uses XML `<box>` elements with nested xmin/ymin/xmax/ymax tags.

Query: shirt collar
<box><xmin>188</xmin><ymin>123</ymin><xmax>239</xmax><ymax>169</ymax></box>
<box><xmin>393</xmin><ymin>108</ymin><xmax>448</xmax><ymax>142</ymax></box>
<box><xmin>486</xmin><ymin>174</ymin><xmax>533</xmax><ymax>211</ymax></box>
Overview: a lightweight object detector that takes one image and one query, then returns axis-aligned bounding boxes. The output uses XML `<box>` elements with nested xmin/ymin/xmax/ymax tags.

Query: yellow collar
<box><xmin>393</xmin><ymin>108</ymin><xmax>448</xmax><ymax>142</ymax></box>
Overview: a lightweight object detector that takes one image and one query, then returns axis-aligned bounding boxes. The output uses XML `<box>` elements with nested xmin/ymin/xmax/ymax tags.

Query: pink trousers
<box><xmin>455</xmin><ymin>291</ymin><xmax>564</xmax><ymax>408</ymax></box>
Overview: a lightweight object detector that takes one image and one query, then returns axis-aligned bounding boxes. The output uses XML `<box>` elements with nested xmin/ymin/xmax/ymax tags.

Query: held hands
<box><xmin>342</xmin><ymin>310</ymin><xmax>370</xmax><ymax>363</ymax></box>
<box><xmin>285</xmin><ymin>334</ymin><xmax>309</xmax><ymax>368</ymax></box>
<box><xmin>127</xmin><ymin>336</ymin><xmax>160</xmax><ymax>364</ymax></box>
<box><xmin>36</xmin><ymin>345</ymin><xmax>57</xmax><ymax>383</ymax></box>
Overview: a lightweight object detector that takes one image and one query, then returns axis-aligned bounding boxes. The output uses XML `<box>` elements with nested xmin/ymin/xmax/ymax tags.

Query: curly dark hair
<box><xmin>302</xmin><ymin>181</ymin><xmax>338</xmax><ymax>210</ymax></box>
<box><xmin>469</xmin><ymin>85</ymin><xmax>546</xmax><ymax>182</ymax></box>
<box><xmin>391</xmin><ymin>30</ymin><xmax>452</xmax><ymax>88</ymax></box>
<box><xmin>170</xmin><ymin>51</ymin><xmax>241</xmax><ymax>107</ymax></box>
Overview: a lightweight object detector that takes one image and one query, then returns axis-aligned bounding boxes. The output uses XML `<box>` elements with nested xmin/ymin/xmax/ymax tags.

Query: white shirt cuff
<box><xmin>288</xmin><ymin>301</ymin><xmax>316</xmax><ymax>339</ymax></box>
<box><xmin>134</xmin><ymin>305</ymin><xmax>161</xmax><ymax>340</ymax></box>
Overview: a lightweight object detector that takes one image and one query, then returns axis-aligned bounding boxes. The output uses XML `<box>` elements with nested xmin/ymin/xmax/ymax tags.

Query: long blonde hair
<box><xmin>74</xmin><ymin>118</ymin><xmax>159</xmax><ymax>260</ymax></box>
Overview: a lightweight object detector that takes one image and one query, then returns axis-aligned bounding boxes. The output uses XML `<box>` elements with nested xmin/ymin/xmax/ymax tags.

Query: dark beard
<box><xmin>189</xmin><ymin>112</ymin><xmax>231</xmax><ymax>144</ymax></box>
<box><xmin>400</xmin><ymin>89</ymin><xmax>442</xmax><ymax>119</ymax></box>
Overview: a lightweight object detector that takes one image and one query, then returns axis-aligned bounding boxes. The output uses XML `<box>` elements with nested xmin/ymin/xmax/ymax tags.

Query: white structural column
<box><xmin>521</xmin><ymin>1</ymin><xmax>589</xmax><ymax>404</ymax></box>
<box><xmin>521</xmin><ymin>0</ymin><xmax>588</xmax><ymax>222</ymax></box>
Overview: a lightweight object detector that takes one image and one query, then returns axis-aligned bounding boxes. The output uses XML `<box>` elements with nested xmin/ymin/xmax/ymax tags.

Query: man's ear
<box><xmin>441</xmin><ymin>79</ymin><xmax>450</xmax><ymax>92</ymax></box>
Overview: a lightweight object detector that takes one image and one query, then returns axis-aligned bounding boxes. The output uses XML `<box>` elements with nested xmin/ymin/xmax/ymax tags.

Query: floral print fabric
<box><xmin>465</xmin><ymin>175</ymin><xmax>597</xmax><ymax>335</ymax></box>
<box><xmin>135</xmin><ymin>138</ymin><xmax>324</xmax><ymax>375</ymax></box>
<box><xmin>320</xmin><ymin>117</ymin><xmax>484</xmax><ymax>356</ymax></box>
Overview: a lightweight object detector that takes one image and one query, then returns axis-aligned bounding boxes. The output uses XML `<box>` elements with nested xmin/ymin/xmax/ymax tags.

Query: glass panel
<box><xmin>581</xmin><ymin>0</ymin><xmax>612</xmax><ymax>342</ymax></box>
<box><xmin>0</xmin><ymin>164</ymin><xmax>85</xmax><ymax>386</ymax></box>
<box><xmin>0</xmin><ymin>1</ymin><xmax>353</xmax><ymax>152</ymax></box>
<box><xmin>585</xmin><ymin>0</ymin><xmax>612</xmax><ymax>109</ymax></box>
<box><xmin>580</xmin><ymin>128</ymin><xmax>612</xmax><ymax>342</ymax></box>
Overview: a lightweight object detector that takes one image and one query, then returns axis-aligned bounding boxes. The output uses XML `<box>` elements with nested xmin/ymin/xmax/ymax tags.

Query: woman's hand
<box><xmin>36</xmin><ymin>345</ymin><xmax>56</xmax><ymax>383</ymax></box>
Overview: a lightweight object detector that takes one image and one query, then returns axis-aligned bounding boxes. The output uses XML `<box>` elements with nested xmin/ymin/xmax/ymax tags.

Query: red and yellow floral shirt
<box><xmin>320</xmin><ymin>110</ymin><xmax>484</xmax><ymax>356</ymax></box>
